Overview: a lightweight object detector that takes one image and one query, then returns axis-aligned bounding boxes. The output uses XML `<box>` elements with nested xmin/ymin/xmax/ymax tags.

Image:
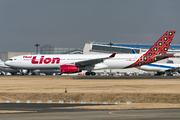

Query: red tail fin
<box><xmin>127</xmin><ymin>31</ymin><xmax>176</xmax><ymax>68</ymax></box>
<box><xmin>144</xmin><ymin>31</ymin><xmax>175</xmax><ymax>56</ymax></box>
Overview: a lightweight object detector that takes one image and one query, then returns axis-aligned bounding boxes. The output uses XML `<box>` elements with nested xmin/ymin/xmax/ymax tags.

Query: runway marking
<box><xmin>109</xmin><ymin>111</ymin><xmax>139</xmax><ymax>117</ymax></box>
<box><xmin>109</xmin><ymin>110</ymin><xmax>180</xmax><ymax>118</ymax></box>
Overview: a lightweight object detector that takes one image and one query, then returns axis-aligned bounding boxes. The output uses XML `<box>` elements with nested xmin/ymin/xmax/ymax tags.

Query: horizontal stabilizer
<box><xmin>155</xmin><ymin>54</ymin><xmax>174</xmax><ymax>60</ymax></box>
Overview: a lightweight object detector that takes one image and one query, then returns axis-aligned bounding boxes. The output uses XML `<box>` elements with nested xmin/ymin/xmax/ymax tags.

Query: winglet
<box><xmin>109</xmin><ymin>53</ymin><xmax>116</xmax><ymax>58</ymax></box>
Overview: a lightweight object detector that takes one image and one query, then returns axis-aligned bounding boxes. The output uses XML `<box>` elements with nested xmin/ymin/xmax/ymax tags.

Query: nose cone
<box><xmin>4</xmin><ymin>61</ymin><xmax>10</xmax><ymax>66</ymax></box>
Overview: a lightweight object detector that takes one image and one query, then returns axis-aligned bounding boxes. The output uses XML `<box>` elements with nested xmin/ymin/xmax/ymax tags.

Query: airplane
<box><xmin>0</xmin><ymin>57</ymin><xmax>66</xmax><ymax>75</ymax></box>
<box><xmin>137</xmin><ymin>60</ymin><xmax>180</xmax><ymax>76</ymax></box>
<box><xmin>130</xmin><ymin>47</ymin><xmax>180</xmax><ymax>76</ymax></box>
<box><xmin>4</xmin><ymin>31</ymin><xmax>176</xmax><ymax>76</ymax></box>
<box><xmin>0</xmin><ymin>59</ymin><xmax>19</xmax><ymax>75</ymax></box>
<box><xmin>0</xmin><ymin>58</ymin><xmax>63</xmax><ymax>75</ymax></box>
<box><xmin>0</xmin><ymin>59</ymin><xmax>65</xmax><ymax>75</ymax></box>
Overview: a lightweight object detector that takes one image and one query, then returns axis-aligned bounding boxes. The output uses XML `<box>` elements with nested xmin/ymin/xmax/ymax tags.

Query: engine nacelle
<box><xmin>20</xmin><ymin>69</ymin><xmax>29</xmax><ymax>75</ymax></box>
<box><xmin>60</xmin><ymin>65</ymin><xmax>80</xmax><ymax>73</ymax></box>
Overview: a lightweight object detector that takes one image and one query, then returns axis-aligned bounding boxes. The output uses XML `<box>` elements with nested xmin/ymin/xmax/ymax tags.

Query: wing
<box><xmin>74</xmin><ymin>53</ymin><xmax>116</xmax><ymax>67</ymax></box>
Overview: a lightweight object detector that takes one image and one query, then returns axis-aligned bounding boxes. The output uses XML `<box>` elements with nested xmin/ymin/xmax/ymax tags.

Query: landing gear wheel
<box><xmin>85</xmin><ymin>72</ymin><xmax>91</xmax><ymax>76</ymax></box>
<box><xmin>31</xmin><ymin>73</ymin><xmax>36</xmax><ymax>75</ymax></box>
<box><xmin>85</xmin><ymin>72</ymin><xmax>96</xmax><ymax>76</ymax></box>
<box><xmin>91</xmin><ymin>72</ymin><xmax>96</xmax><ymax>76</ymax></box>
<box><xmin>167</xmin><ymin>73</ymin><xmax>173</xmax><ymax>76</ymax></box>
<box><xmin>0</xmin><ymin>72</ymin><xmax>4</xmax><ymax>75</ymax></box>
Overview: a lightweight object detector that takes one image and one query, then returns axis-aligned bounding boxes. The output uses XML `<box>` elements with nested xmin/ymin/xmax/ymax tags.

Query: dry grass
<box><xmin>1</xmin><ymin>76</ymin><xmax>180</xmax><ymax>94</ymax></box>
<box><xmin>1</xmin><ymin>76</ymin><xmax>180</xmax><ymax>109</ymax></box>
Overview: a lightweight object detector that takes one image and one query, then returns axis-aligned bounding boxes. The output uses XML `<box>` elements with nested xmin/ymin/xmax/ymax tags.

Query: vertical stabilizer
<box><xmin>144</xmin><ymin>31</ymin><xmax>175</xmax><ymax>56</ymax></box>
<box><xmin>127</xmin><ymin>31</ymin><xmax>176</xmax><ymax>68</ymax></box>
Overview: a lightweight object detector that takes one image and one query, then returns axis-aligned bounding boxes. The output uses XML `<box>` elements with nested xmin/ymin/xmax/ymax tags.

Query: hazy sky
<box><xmin>0</xmin><ymin>0</ymin><xmax>180</xmax><ymax>55</ymax></box>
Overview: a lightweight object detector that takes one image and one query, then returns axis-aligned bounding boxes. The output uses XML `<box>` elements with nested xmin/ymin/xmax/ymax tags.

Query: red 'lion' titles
<box><xmin>31</xmin><ymin>56</ymin><xmax>60</xmax><ymax>64</ymax></box>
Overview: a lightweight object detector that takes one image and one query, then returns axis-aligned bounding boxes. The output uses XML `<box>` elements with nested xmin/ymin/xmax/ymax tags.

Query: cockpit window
<box><xmin>8</xmin><ymin>59</ymin><xmax>13</xmax><ymax>61</ymax></box>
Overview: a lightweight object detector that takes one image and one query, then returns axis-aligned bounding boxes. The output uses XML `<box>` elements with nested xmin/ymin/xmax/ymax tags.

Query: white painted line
<box><xmin>58</xmin><ymin>101</ymin><xmax>64</xmax><ymax>104</ymax></box>
<box><xmin>114</xmin><ymin>101</ymin><xmax>120</xmax><ymax>105</ymax></box>
<box><xmin>103</xmin><ymin>101</ymin><xmax>108</xmax><ymax>104</ymax></box>
<box><xmin>26</xmin><ymin>100</ymin><xmax>31</xmax><ymax>103</ymax></box>
<box><xmin>16</xmin><ymin>100</ymin><xmax>21</xmax><ymax>103</ymax></box>
<box><xmin>6</xmin><ymin>100</ymin><xmax>11</xmax><ymax>103</ymax></box>
<box><xmin>91</xmin><ymin>101</ymin><xmax>97</xmax><ymax>104</ymax></box>
<box><xmin>47</xmin><ymin>100</ymin><xmax>52</xmax><ymax>103</ymax></box>
<box><xmin>69</xmin><ymin>101</ymin><xmax>74</xmax><ymax>104</ymax></box>
<box><xmin>80</xmin><ymin>101</ymin><xmax>86</xmax><ymax>104</ymax></box>
<box><xmin>126</xmin><ymin>101</ymin><xmax>132</xmax><ymax>104</ymax></box>
<box><xmin>37</xmin><ymin>100</ymin><xmax>42</xmax><ymax>103</ymax></box>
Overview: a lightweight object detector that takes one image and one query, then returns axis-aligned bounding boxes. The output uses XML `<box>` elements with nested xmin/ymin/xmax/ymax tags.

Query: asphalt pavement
<box><xmin>0</xmin><ymin>103</ymin><xmax>180</xmax><ymax>120</ymax></box>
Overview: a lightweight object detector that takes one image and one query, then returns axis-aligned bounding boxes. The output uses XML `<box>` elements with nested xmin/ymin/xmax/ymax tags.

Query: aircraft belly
<box><xmin>10</xmin><ymin>63</ymin><xmax>59</xmax><ymax>69</ymax></box>
<box><xmin>93</xmin><ymin>64</ymin><xmax>108</xmax><ymax>70</ymax></box>
<box><xmin>0</xmin><ymin>67</ymin><xmax>18</xmax><ymax>72</ymax></box>
<box><xmin>28</xmin><ymin>64</ymin><xmax>59</xmax><ymax>69</ymax></box>
<box><xmin>139</xmin><ymin>66</ymin><xmax>168</xmax><ymax>72</ymax></box>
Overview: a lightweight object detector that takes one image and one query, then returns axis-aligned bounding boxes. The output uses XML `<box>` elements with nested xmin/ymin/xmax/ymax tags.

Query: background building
<box><xmin>1</xmin><ymin>42</ymin><xmax>180</xmax><ymax>75</ymax></box>
<box><xmin>1</xmin><ymin>52</ymin><xmax>35</xmax><ymax>62</ymax></box>
<box><xmin>40</xmin><ymin>44</ymin><xmax>83</xmax><ymax>54</ymax></box>
<box><xmin>83</xmin><ymin>42</ymin><xmax>180</xmax><ymax>54</ymax></box>
<box><xmin>1</xmin><ymin>44</ymin><xmax>83</xmax><ymax>61</ymax></box>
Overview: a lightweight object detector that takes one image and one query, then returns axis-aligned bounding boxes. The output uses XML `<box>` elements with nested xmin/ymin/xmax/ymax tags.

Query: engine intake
<box><xmin>60</xmin><ymin>65</ymin><xmax>80</xmax><ymax>73</ymax></box>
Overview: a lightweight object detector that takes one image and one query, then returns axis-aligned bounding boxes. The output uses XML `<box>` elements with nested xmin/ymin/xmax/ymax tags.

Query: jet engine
<box><xmin>60</xmin><ymin>65</ymin><xmax>81</xmax><ymax>73</ymax></box>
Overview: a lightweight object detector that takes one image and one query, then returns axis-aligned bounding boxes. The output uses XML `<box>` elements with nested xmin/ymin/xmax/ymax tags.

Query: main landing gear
<box><xmin>85</xmin><ymin>72</ymin><xmax>96</xmax><ymax>76</ymax></box>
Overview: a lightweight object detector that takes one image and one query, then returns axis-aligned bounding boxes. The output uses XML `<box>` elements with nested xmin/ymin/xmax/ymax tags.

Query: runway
<box><xmin>1</xmin><ymin>76</ymin><xmax>180</xmax><ymax>119</ymax></box>
<box><xmin>3</xmin><ymin>75</ymin><xmax>180</xmax><ymax>79</ymax></box>
<box><xmin>1</xmin><ymin>103</ymin><xmax>180</xmax><ymax>120</ymax></box>
<box><xmin>74</xmin><ymin>75</ymin><xmax>180</xmax><ymax>79</ymax></box>
<box><xmin>0</xmin><ymin>103</ymin><xmax>110</xmax><ymax>113</ymax></box>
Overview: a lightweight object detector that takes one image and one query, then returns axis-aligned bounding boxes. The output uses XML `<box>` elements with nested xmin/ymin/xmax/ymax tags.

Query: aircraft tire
<box><xmin>91</xmin><ymin>72</ymin><xmax>96</xmax><ymax>76</ymax></box>
<box><xmin>0</xmin><ymin>72</ymin><xmax>4</xmax><ymax>75</ymax></box>
<box><xmin>85</xmin><ymin>72</ymin><xmax>91</xmax><ymax>76</ymax></box>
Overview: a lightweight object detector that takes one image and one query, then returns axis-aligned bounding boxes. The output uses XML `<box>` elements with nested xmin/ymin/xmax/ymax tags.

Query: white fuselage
<box><xmin>138</xmin><ymin>63</ymin><xmax>180</xmax><ymax>72</ymax></box>
<box><xmin>5</xmin><ymin>54</ymin><xmax>141</xmax><ymax>70</ymax></box>
<box><xmin>0</xmin><ymin>59</ymin><xmax>19</xmax><ymax>73</ymax></box>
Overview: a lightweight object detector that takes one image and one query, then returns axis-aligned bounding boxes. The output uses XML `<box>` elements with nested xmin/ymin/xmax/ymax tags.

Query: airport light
<box><xmin>35</xmin><ymin>44</ymin><xmax>40</xmax><ymax>54</ymax></box>
<box><xmin>109</xmin><ymin>42</ymin><xmax>113</xmax><ymax>53</ymax></box>
<box><xmin>108</xmin><ymin>42</ymin><xmax>113</xmax><ymax>76</ymax></box>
